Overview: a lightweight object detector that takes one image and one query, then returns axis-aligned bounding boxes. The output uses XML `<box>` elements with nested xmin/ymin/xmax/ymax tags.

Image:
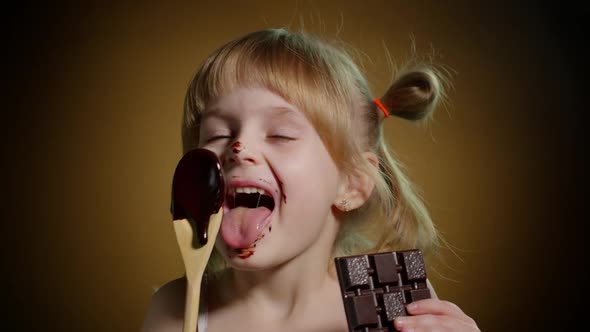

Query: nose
<box><xmin>223</xmin><ymin>139</ymin><xmax>258</xmax><ymax>165</ymax></box>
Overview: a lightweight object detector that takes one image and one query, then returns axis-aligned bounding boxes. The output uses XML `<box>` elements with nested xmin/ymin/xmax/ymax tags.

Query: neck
<box><xmin>220</xmin><ymin>216</ymin><xmax>341</xmax><ymax>322</ymax></box>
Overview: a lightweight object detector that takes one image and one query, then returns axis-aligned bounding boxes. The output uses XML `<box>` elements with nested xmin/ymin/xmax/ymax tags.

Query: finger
<box><xmin>394</xmin><ymin>314</ymin><xmax>449</xmax><ymax>331</ymax></box>
<box><xmin>406</xmin><ymin>299</ymin><xmax>470</xmax><ymax>322</ymax></box>
<box><xmin>394</xmin><ymin>314</ymin><xmax>477</xmax><ymax>332</ymax></box>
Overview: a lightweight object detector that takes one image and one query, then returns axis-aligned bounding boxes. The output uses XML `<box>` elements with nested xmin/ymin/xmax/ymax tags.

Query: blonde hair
<box><xmin>182</xmin><ymin>29</ymin><xmax>448</xmax><ymax>271</ymax></box>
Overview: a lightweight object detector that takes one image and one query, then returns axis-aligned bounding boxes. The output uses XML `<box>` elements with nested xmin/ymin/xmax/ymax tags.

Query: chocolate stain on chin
<box><xmin>235</xmin><ymin>244</ymin><xmax>256</xmax><ymax>259</ymax></box>
<box><xmin>237</xmin><ymin>248</ymin><xmax>254</xmax><ymax>259</ymax></box>
<box><xmin>233</xmin><ymin>225</ymin><xmax>271</xmax><ymax>259</ymax></box>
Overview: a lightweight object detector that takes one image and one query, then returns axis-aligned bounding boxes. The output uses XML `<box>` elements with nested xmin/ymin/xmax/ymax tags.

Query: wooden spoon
<box><xmin>171</xmin><ymin>149</ymin><xmax>225</xmax><ymax>332</ymax></box>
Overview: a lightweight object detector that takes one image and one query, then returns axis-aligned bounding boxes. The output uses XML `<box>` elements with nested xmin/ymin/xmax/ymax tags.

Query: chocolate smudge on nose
<box><xmin>231</xmin><ymin>141</ymin><xmax>243</xmax><ymax>154</ymax></box>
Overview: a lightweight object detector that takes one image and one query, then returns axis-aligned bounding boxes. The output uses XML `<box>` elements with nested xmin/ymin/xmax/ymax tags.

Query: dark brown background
<box><xmin>4</xmin><ymin>1</ymin><xmax>586</xmax><ymax>331</ymax></box>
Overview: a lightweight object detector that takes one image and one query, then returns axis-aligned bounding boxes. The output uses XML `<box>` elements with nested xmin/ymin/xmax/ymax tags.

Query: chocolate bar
<box><xmin>335</xmin><ymin>250</ymin><xmax>431</xmax><ymax>332</ymax></box>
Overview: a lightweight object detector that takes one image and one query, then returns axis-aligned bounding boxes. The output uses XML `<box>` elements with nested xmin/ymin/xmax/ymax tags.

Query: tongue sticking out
<box><xmin>221</xmin><ymin>206</ymin><xmax>272</xmax><ymax>248</ymax></box>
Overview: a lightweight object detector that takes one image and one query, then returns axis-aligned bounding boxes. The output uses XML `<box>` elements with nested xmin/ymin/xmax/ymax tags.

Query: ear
<box><xmin>334</xmin><ymin>152</ymin><xmax>379</xmax><ymax>212</ymax></box>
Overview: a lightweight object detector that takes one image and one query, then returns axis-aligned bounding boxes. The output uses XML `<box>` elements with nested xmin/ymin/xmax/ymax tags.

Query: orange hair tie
<box><xmin>374</xmin><ymin>98</ymin><xmax>390</xmax><ymax>118</ymax></box>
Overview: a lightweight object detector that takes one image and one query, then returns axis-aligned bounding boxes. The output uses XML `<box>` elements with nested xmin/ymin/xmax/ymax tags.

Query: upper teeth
<box><xmin>234</xmin><ymin>187</ymin><xmax>267</xmax><ymax>195</ymax></box>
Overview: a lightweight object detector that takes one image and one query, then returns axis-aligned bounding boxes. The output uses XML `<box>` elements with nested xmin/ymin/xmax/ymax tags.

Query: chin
<box><xmin>223</xmin><ymin>252</ymin><xmax>281</xmax><ymax>272</ymax></box>
<box><xmin>216</xmin><ymin>239</ymin><xmax>292</xmax><ymax>272</ymax></box>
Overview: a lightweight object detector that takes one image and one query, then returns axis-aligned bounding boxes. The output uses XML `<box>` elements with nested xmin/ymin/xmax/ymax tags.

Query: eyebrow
<box><xmin>200</xmin><ymin>110</ymin><xmax>230</xmax><ymax>122</ymax></box>
<box><xmin>201</xmin><ymin>105</ymin><xmax>305</xmax><ymax>121</ymax></box>
<box><xmin>267</xmin><ymin>106</ymin><xmax>304</xmax><ymax>119</ymax></box>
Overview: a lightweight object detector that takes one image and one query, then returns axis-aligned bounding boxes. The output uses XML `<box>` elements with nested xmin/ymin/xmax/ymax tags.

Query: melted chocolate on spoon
<box><xmin>171</xmin><ymin>148</ymin><xmax>225</xmax><ymax>248</ymax></box>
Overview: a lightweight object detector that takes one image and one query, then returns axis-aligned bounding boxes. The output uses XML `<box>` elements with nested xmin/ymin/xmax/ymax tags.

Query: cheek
<box><xmin>277</xmin><ymin>144</ymin><xmax>341</xmax><ymax>210</ymax></box>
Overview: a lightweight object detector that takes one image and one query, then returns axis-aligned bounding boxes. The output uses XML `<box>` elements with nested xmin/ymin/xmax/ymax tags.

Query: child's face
<box><xmin>198</xmin><ymin>87</ymin><xmax>344</xmax><ymax>269</ymax></box>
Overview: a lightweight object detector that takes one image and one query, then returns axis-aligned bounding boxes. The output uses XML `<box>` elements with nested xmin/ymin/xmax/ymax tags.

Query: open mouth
<box><xmin>221</xmin><ymin>186</ymin><xmax>276</xmax><ymax>249</ymax></box>
<box><xmin>227</xmin><ymin>187</ymin><xmax>275</xmax><ymax>211</ymax></box>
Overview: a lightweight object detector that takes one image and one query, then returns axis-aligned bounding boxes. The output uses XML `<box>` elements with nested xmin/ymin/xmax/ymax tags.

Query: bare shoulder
<box><xmin>141</xmin><ymin>277</ymin><xmax>186</xmax><ymax>332</ymax></box>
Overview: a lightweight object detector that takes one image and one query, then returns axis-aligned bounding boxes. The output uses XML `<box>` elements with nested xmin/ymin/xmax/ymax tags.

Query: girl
<box><xmin>143</xmin><ymin>29</ymin><xmax>479</xmax><ymax>332</ymax></box>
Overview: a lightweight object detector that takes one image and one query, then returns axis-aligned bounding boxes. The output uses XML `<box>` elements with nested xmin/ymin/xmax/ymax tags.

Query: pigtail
<box><xmin>379</xmin><ymin>66</ymin><xmax>447</xmax><ymax>122</ymax></box>
<box><xmin>375</xmin><ymin>140</ymin><xmax>439</xmax><ymax>253</ymax></box>
<box><xmin>366</xmin><ymin>65</ymin><xmax>451</xmax><ymax>258</ymax></box>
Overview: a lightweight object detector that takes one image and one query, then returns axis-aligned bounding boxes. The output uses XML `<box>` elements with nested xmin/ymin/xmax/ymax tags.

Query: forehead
<box><xmin>201</xmin><ymin>87</ymin><xmax>307</xmax><ymax>123</ymax></box>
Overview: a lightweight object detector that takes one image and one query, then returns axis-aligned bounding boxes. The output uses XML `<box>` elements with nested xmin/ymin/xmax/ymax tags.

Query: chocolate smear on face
<box><xmin>171</xmin><ymin>148</ymin><xmax>225</xmax><ymax>248</ymax></box>
<box><xmin>231</xmin><ymin>141</ymin><xmax>243</xmax><ymax>154</ymax></box>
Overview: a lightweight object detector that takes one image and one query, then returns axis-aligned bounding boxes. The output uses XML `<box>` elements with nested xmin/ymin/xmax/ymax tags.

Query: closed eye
<box><xmin>268</xmin><ymin>135</ymin><xmax>296</xmax><ymax>141</ymax></box>
<box><xmin>206</xmin><ymin>135</ymin><xmax>232</xmax><ymax>143</ymax></box>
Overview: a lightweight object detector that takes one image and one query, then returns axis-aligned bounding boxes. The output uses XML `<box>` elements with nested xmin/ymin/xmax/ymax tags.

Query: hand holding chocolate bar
<box><xmin>335</xmin><ymin>250</ymin><xmax>430</xmax><ymax>332</ymax></box>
